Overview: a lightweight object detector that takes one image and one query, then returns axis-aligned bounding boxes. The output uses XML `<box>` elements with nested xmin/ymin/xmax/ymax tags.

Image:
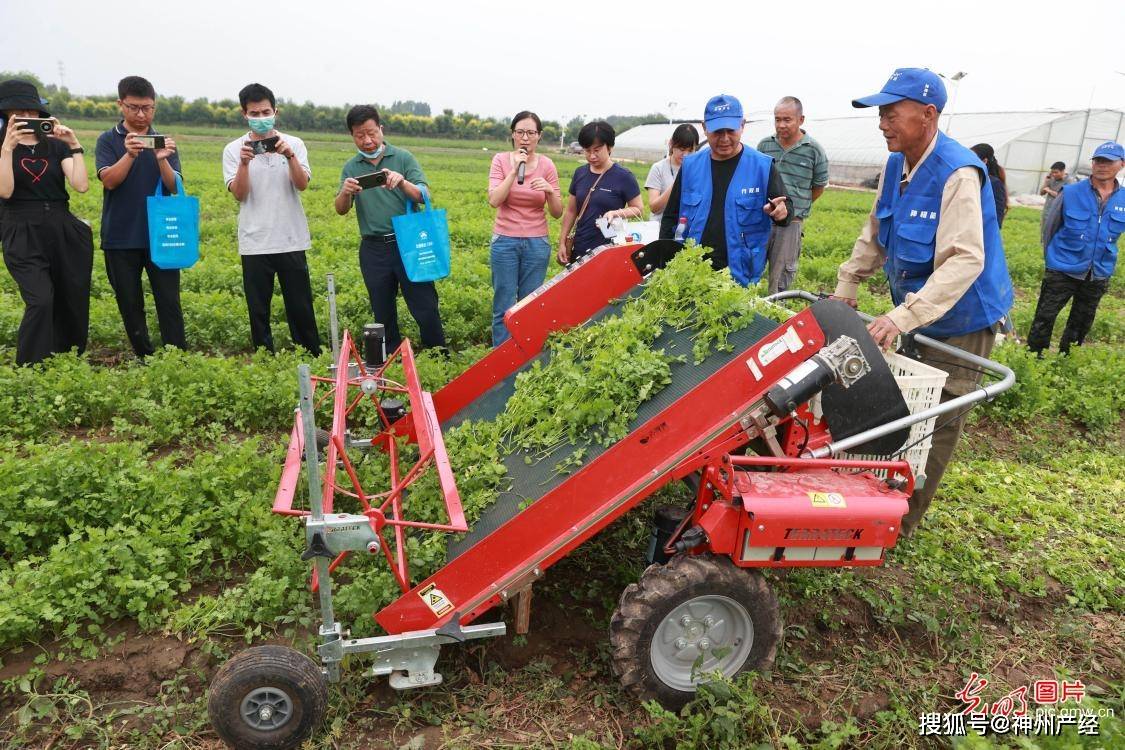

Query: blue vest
<box><xmin>679</xmin><ymin>145</ymin><xmax>774</xmax><ymax>285</ymax></box>
<box><xmin>875</xmin><ymin>132</ymin><xmax>1013</xmax><ymax>338</ymax></box>
<box><xmin>1044</xmin><ymin>179</ymin><xmax>1125</xmax><ymax>279</ymax></box>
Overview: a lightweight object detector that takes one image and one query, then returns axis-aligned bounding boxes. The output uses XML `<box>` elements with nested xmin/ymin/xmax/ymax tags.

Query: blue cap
<box><xmin>852</xmin><ymin>68</ymin><xmax>947</xmax><ymax>112</ymax></box>
<box><xmin>704</xmin><ymin>94</ymin><xmax>744</xmax><ymax>131</ymax></box>
<box><xmin>1092</xmin><ymin>141</ymin><xmax>1124</xmax><ymax>161</ymax></box>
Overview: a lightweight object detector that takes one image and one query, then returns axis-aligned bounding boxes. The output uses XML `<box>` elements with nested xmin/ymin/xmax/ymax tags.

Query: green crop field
<box><xmin>0</xmin><ymin>123</ymin><xmax>1121</xmax><ymax>749</ymax></box>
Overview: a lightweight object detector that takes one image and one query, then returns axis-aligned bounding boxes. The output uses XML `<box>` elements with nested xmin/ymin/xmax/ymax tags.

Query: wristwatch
<box><xmin>69</xmin><ymin>147</ymin><xmax>85</xmax><ymax>155</ymax></box>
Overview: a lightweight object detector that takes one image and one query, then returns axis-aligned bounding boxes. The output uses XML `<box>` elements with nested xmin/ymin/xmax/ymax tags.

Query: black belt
<box><xmin>1</xmin><ymin>200</ymin><xmax>69</xmax><ymax>214</ymax></box>
<box><xmin>362</xmin><ymin>232</ymin><xmax>397</xmax><ymax>244</ymax></box>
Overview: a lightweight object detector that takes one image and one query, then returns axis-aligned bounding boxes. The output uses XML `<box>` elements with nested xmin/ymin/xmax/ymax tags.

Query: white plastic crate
<box><xmin>838</xmin><ymin>351</ymin><xmax>947</xmax><ymax>486</ymax></box>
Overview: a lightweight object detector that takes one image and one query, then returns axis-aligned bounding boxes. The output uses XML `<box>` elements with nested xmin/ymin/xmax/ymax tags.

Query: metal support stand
<box><xmin>298</xmin><ymin>364</ymin><xmax>342</xmax><ymax>681</ymax></box>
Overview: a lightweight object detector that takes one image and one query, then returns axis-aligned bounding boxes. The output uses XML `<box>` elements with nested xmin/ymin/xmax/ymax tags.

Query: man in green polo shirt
<box><xmin>335</xmin><ymin>105</ymin><xmax>445</xmax><ymax>353</ymax></box>
<box><xmin>757</xmin><ymin>96</ymin><xmax>830</xmax><ymax>294</ymax></box>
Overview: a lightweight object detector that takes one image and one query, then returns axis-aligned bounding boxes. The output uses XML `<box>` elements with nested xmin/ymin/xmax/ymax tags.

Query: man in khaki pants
<box><xmin>758</xmin><ymin>96</ymin><xmax>829</xmax><ymax>294</ymax></box>
<box><xmin>832</xmin><ymin>68</ymin><xmax>1014</xmax><ymax>535</ymax></box>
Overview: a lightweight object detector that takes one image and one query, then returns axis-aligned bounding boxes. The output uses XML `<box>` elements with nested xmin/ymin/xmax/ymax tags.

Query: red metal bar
<box><xmin>727</xmin><ymin>455</ymin><xmax>915</xmax><ymax>495</ymax></box>
<box><xmin>331</xmin><ymin>434</ymin><xmax>373</xmax><ymax>513</ymax></box>
<box><xmin>272</xmin><ymin>417</ymin><xmax>305</xmax><ymax>516</ymax></box>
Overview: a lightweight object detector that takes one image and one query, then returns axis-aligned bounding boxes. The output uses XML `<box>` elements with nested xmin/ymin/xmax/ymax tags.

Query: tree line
<box><xmin>2</xmin><ymin>71</ymin><xmax>668</xmax><ymax>143</ymax></box>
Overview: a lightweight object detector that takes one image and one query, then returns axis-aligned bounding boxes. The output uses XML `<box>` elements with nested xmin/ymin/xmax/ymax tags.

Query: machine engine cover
<box><xmin>734</xmin><ymin>469</ymin><xmax>908</xmax><ymax>567</ymax></box>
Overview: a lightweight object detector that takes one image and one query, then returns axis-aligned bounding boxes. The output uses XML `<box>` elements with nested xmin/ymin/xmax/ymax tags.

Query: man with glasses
<box><xmin>659</xmin><ymin>94</ymin><xmax>792</xmax><ymax>286</ymax></box>
<box><xmin>95</xmin><ymin>75</ymin><xmax>186</xmax><ymax>357</ymax></box>
<box><xmin>335</xmin><ymin>104</ymin><xmax>444</xmax><ymax>353</ymax></box>
<box><xmin>223</xmin><ymin>82</ymin><xmax>321</xmax><ymax>356</ymax></box>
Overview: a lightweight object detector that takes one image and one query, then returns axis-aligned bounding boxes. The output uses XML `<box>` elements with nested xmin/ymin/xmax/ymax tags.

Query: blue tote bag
<box><xmin>146</xmin><ymin>174</ymin><xmax>200</xmax><ymax>270</ymax></box>
<box><xmin>391</xmin><ymin>187</ymin><xmax>451</xmax><ymax>283</ymax></box>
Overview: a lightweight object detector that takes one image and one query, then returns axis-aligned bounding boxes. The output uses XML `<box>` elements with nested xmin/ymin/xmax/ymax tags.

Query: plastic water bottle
<box><xmin>673</xmin><ymin>217</ymin><xmax>687</xmax><ymax>242</ymax></box>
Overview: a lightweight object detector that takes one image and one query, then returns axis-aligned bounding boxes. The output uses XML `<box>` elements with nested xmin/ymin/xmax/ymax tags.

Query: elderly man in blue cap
<box><xmin>659</xmin><ymin>94</ymin><xmax>792</xmax><ymax>285</ymax></box>
<box><xmin>1027</xmin><ymin>140</ymin><xmax>1125</xmax><ymax>354</ymax></box>
<box><xmin>832</xmin><ymin>67</ymin><xmax>1014</xmax><ymax>535</ymax></box>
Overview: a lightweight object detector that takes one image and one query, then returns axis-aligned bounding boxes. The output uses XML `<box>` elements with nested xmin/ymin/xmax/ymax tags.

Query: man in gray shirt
<box><xmin>757</xmin><ymin>97</ymin><xmax>829</xmax><ymax>294</ymax></box>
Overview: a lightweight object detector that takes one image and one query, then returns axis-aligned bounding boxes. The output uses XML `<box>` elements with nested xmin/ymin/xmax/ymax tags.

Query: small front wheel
<box><xmin>609</xmin><ymin>554</ymin><xmax>781</xmax><ymax>710</ymax></box>
<box><xmin>208</xmin><ymin>645</ymin><xmax>328</xmax><ymax>750</ymax></box>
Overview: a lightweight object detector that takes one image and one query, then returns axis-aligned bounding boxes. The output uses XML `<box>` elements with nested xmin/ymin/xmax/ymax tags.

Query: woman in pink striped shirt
<box><xmin>486</xmin><ymin>111</ymin><xmax>563</xmax><ymax>346</ymax></box>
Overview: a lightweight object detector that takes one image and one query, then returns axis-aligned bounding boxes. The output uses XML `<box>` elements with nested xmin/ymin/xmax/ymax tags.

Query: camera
<box><xmin>355</xmin><ymin>170</ymin><xmax>388</xmax><ymax>190</ymax></box>
<box><xmin>248</xmin><ymin>136</ymin><xmax>280</xmax><ymax>155</ymax></box>
<box><xmin>15</xmin><ymin>118</ymin><xmax>54</xmax><ymax>140</ymax></box>
<box><xmin>134</xmin><ymin>134</ymin><xmax>166</xmax><ymax>149</ymax></box>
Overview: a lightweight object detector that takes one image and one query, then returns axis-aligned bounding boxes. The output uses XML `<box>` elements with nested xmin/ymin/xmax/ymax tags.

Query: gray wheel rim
<box><xmin>240</xmin><ymin>686</ymin><xmax>294</xmax><ymax>731</ymax></box>
<box><xmin>650</xmin><ymin>594</ymin><xmax>754</xmax><ymax>692</ymax></box>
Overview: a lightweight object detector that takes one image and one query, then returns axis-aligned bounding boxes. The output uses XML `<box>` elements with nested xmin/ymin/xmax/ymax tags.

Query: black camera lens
<box><xmin>38</xmin><ymin>121</ymin><xmax>52</xmax><ymax>133</ymax></box>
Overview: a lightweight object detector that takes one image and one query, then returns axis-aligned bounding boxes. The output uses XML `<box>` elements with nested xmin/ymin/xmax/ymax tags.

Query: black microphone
<box><xmin>517</xmin><ymin>148</ymin><xmax>527</xmax><ymax>185</ymax></box>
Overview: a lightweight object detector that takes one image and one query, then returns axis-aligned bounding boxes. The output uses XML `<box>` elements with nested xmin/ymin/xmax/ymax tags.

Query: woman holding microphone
<box><xmin>487</xmin><ymin>111</ymin><xmax>562</xmax><ymax>346</ymax></box>
<box><xmin>0</xmin><ymin>79</ymin><xmax>95</xmax><ymax>366</ymax></box>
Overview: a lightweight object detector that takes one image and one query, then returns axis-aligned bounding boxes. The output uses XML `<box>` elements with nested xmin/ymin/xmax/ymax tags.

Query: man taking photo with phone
<box><xmin>335</xmin><ymin>104</ymin><xmax>445</xmax><ymax>353</ymax></box>
<box><xmin>222</xmin><ymin>82</ymin><xmax>321</xmax><ymax>356</ymax></box>
<box><xmin>95</xmin><ymin>75</ymin><xmax>186</xmax><ymax>358</ymax></box>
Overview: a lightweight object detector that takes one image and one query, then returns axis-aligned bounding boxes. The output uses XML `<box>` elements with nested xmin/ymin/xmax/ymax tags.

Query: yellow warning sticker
<box><xmin>809</xmin><ymin>492</ymin><xmax>847</xmax><ymax>509</ymax></box>
<box><xmin>418</xmin><ymin>583</ymin><xmax>454</xmax><ymax>617</ymax></box>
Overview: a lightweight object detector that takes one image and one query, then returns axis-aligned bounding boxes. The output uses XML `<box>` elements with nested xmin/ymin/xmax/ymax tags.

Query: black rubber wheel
<box><xmin>609</xmin><ymin>554</ymin><xmax>781</xmax><ymax>710</ymax></box>
<box><xmin>208</xmin><ymin>645</ymin><xmax>329</xmax><ymax>750</ymax></box>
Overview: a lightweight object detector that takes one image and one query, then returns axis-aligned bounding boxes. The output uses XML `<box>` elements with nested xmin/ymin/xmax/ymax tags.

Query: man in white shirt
<box><xmin>222</xmin><ymin>82</ymin><xmax>321</xmax><ymax>355</ymax></box>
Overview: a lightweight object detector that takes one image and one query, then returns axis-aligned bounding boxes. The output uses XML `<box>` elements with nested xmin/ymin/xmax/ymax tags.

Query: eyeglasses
<box><xmin>122</xmin><ymin>103</ymin><xmax>155</xmax><ymax>115</ymax></box>
<box><xmin>513</xmin><ymin>129</ymin><xmax>540</xmax><ymax>138</ymax></box>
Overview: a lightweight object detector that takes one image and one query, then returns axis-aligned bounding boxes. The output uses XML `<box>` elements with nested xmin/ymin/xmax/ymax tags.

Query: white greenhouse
<box><xmin>613</xmin><ymin>109</ymin><xmax>1125</xmax><ymax>196</ymax></box>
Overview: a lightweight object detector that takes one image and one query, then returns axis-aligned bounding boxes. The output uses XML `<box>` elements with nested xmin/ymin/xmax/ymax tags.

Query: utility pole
<box><xmin>939</xmin><ymin>71</ymin><xmax>967</xmax><ymax>135</ymax></box>
<box><xmin>57</xmin><ymin>60</ymin><xmax>66</xmax><ymax>91</ymax></box>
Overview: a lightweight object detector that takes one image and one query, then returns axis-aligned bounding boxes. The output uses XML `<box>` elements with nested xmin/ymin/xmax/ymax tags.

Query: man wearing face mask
<box><xmin>335</xmin><ymin>104</ymin><xmax>444</xmax><ymax>353</ymax></box>
<box><xmin>222</xmin><ymin>82</ymin><xmax>321</xmax><ymax>356</ymax></box>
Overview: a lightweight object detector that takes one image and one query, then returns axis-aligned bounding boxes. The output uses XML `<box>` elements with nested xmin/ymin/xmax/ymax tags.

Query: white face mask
<box><xmin>358</xmin><ymin>144</ymin><xmax>385</xmax><ymax>160</ymax></box>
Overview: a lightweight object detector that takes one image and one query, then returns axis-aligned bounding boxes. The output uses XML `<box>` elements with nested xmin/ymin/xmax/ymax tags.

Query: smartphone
<box><xmin>14</xmin><ymin>117</ymin><xmax>54</xmax><ymax>140</ymax></box>
<box><xmin>248</xmin><ymin>135</ymin><xmax>280</xmax><ymax>155</ymax></box>
<box><xmin>355</xmin><ymin>170</ymin><xmax>388</xmax><ymax>190</ymax></box>
<box><xmin>134</xmin><ymin>134</ymin><xmax>166</xmax><ymax>149</ymax></box>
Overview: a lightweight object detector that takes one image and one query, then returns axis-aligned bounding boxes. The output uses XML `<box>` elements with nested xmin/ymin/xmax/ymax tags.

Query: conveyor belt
<box><xmin>444</xmin><ymin>310</ymin><xmax>779</xmax><ymax>562</ymax></box>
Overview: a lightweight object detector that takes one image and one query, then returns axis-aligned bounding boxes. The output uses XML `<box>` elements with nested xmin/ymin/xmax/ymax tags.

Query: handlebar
<box><xmin>764</xmin><ymin>290</ymin><xmax>1016</xmax><ymax>459</ymax></box>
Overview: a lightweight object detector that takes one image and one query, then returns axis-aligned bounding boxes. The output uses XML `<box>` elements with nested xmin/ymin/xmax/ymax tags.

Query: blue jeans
<box><xmin>490</xmin><ymin>234</ymin><xmax>550</xmax><ymax>346</ymax></box>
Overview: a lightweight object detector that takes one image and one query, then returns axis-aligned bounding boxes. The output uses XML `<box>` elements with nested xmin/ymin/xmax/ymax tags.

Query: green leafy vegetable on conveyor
<box><xmin>497</xmin><ymin>243</ymin><xmax>788</xmax><ymax>457</ymax></box>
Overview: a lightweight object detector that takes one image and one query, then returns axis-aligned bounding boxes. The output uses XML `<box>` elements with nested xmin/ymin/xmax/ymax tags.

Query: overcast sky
<box><xmin>3</xmin><ymin>0</ymin><xmax>1123</xmax><ymax>126</ymax></box>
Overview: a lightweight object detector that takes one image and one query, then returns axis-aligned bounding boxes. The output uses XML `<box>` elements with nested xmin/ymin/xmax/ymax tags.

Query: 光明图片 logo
<box><xmin>917</xmin><ymin>672</ymin><xmax>1110</xmax><ymax>738</ymax></box>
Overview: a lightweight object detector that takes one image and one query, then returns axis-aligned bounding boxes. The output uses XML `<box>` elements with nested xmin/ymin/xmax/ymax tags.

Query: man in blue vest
<box><xmin>832</xmin><ymin>68</ymin><xmax>1014</xmax><ymax>535</ymax></box>
<box><xmin>659</xmin><ymin>94</ymin><xmax>792</xmax><ymax>284</ymax></box>
<box><xmin>1027</xmin><ymin>141</ymin><xmax>1124</xmax><ymax>354</ymax></box>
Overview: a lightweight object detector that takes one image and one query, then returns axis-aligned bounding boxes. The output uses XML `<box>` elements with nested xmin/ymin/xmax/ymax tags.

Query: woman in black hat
<box><xmin>0</xmin><ymin>78</ymin><xmax>94</xmax><ymax>365</ymax></box>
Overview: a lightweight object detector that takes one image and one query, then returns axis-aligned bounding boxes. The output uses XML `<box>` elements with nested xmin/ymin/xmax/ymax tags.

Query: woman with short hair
<box><xmin>0</xmin><ymin>79</ymin><xmax>94</xmax><ymax>365</ymax></box>
<box><xmin>486</xmin><ymin>111</ymin><xmax>562</xmax><ymax>346</ymax></box>
<box><xmin>646</xmin><ymin>123</ymin><xmax>699</xmax><ymax>223</ymax></box>
<box><xmin>557</xmin><ymin>120</ymin><xmax>643</xmax><ymax>264</ymax></box>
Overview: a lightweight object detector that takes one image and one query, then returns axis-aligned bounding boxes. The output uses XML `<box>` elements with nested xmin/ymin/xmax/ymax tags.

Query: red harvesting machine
<box><xmin>206</xmin><ymin>240</ymin><xmax>1013</xmax><ymax>749</ymax></box>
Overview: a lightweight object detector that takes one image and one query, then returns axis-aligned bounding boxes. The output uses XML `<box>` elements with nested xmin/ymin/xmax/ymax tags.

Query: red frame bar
<box><xmin>727</xmin><ymin>455</ymin><xmax>915</xmax><ymax>496</ymax></box>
